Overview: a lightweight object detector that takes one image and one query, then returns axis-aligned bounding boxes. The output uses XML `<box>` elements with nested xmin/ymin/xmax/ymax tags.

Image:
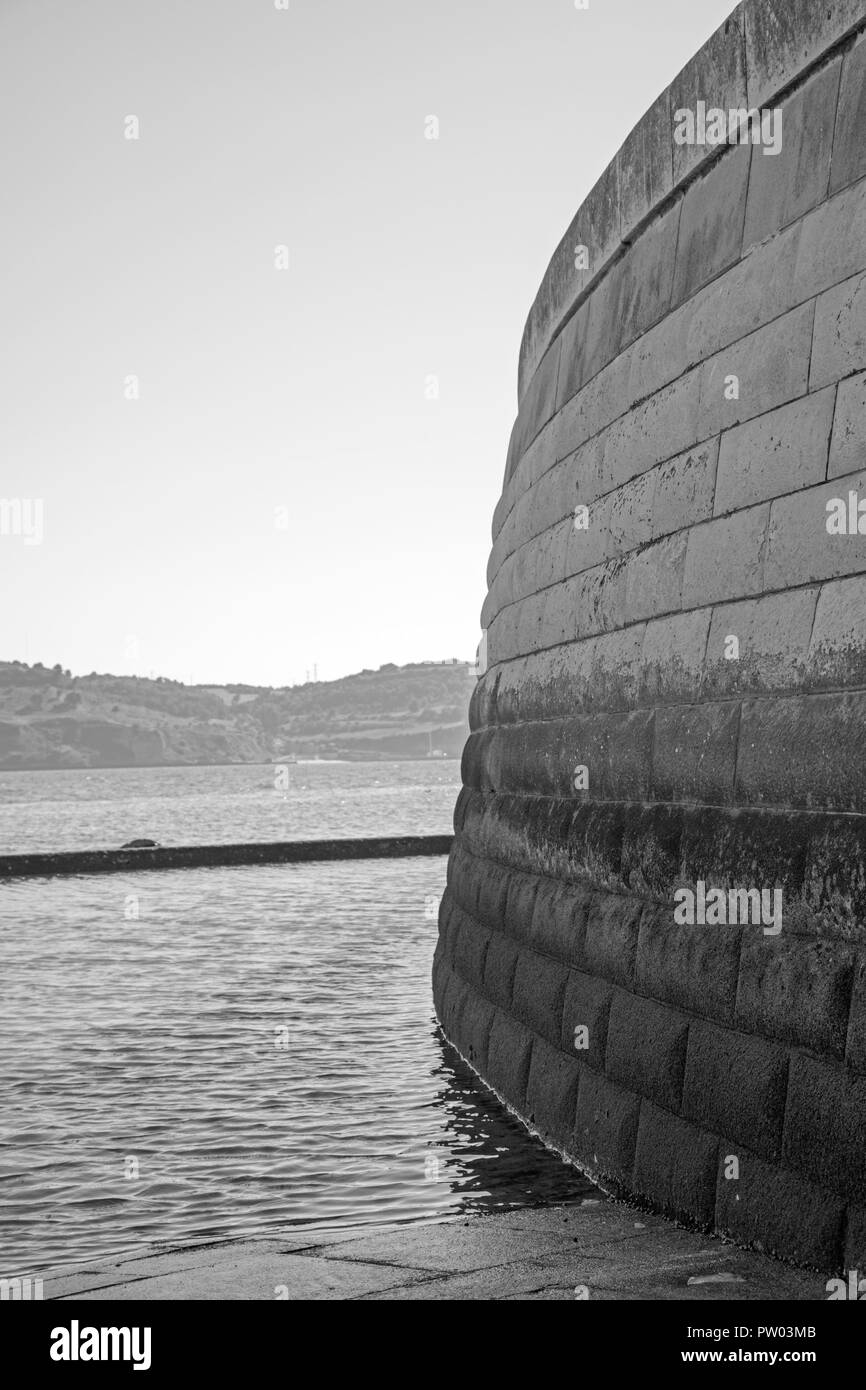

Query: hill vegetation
<box><xmin>0</xmin><ymin>659</ymin><xmax>475</xmax><ymax>769</ymax></box>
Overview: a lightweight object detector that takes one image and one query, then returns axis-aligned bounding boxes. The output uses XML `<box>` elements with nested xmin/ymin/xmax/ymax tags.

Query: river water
<box><xmin>0</xmin><ymin>763</ymin><xmax>590</xmax><ymax>1275</ymax></box>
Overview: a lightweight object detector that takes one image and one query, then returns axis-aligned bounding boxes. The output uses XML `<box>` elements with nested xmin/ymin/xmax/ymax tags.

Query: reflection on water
<box><xmin>0</xmin><ymin>858</ymin><xmax>591</xmax><ymax>1273</ymax></box>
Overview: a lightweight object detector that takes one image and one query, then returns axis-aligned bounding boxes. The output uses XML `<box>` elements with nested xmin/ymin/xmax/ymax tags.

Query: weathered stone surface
<box><xmin>504</xmin><ymin>870</ymin><xmax>541</xmax><ymax>944</ymax></box>
<box><xmin>582</xmin><ymin>893</ymin><xmax>643</xmax><ymax>989</ymax></box>
<box><xmin>441</xmin><ymin>0</ymin><xmax>866</xmax><ymax>1277</ymax></box>
<box><xmin>47</xmin><ymin>1203</ymin><xmax>833</xmax><ymax>1301</ymax></box>
<box><xmin>670</xmin><ymin>7</ymin><xmax>748</xmax><ymax>184</ymax></box>
<box><xmin>808</xmin><ymin>574</ymin><xmax>866</xmax><ymax>689</ymax></box>
<box><xmin>573</xmin><ymin>1070</ymin><xmax>641</xmax><ymax>1189</ymax></box>
<box><xmin>744</xmin><ymin>0</ymin><xmax>866</xmax><ymax>109</ymax></box>
<box><xmin>831</xmin><ymin>32</ymin><xmax>866</xmax><ymax>194</ymax></box>
<box><xmin>736</xmin><ymin>692</ymin><xmax>866</xmax><ymax>812</ymax></box>
<box><xmin>672</xmin><ymin>144</ymin><xmax>751</xmax><ymax>309</ymax></box>
<box><xmin>511</xmin><ymin>949</ymin><xmax>570</xmax><ymax>1047</ymax></box>
<box><xmin>652</xmin><ymin>701</ymin><xmax>740</xmax><ymax>805</ymax></box>
<box><xmin>511</xmin><ymin>338</ymin><xmax>563</xmax><ymax>472</ymax></box>
<box><xmin>845</xmin><ymin>954</ymin><xmax>866</xmax><ymax>1073</ymax></box>
<box><xmin>783</xmin><ymin>1055</ymin><xmax>866</xmax><ymax>1199</ymax></box>
<box><xmin>618</xmin><ymin>90</ymin><xmax>674</xmax><ymax>242</ymax></box>
<box><xmin>486</xmin><ymin>1010</ymin><xmax>535</xmax><ymax>1112</ymax></box>
<box><xmin>458</xmin><ymin>991</ymin><xmax>497</xmax><ymax>1075</ymax></box>
<box><xmin>560</xmin><ymin>968</ymin><xmax>613</xmax><ymax>1068</ymax></box>
<box><xmin>844</xmin><ymin>1204</ymin><xmax>866</xmax><ymax>1271</ymax></box>
<box><xmin>684</xmin><ymin>504</ymin><xmax>770</xmax><ymax>608</ymax></box>
<box><xmin>633</xmin><ymin>1104</ymin><xmax>719</xmax><ymax>1228</ymax></box>
<box><xmin>699</xmin><ymin>301</ymin><xmax>814</xmax><ymax>438</ymax></box>
<box><xmin>764</xmin><ymin>467</ymin><xmax>866</xmax><ymax>591</ymax></box>
<box><xmin>525</xmin><ymin>1039</ymin><xmax>581</xmax><ymax>1150</ymax></box>
<box><xmin>683</xmin><ymin>1023</ymin><xmax>789</xmax><ymax>1160</ymax></box>
<box><xmin>484</xmin><ymin>933</ymin><xmax>520</xmax><ymax>1010</ymax></box>
<box><xmin>714</xmin><ymin>389</ymin><xmax>835</xmax><ymax>516</ymax></box>
<box><xmin>715</xmin><ymin>1148</ymin><xmax>845</xmax><ymax>1267</ymax></box>
<box><xmin>651</xmin><ymin>438</ymin><xmax>720</xmax><ymax>539</ymax></box>
<box><xmin>518</xmin><ymin>163</ymin><xmax>620</xmax><ymax>406</ymax></box>
<box><xmin>620</xmin><ymin>804</ymin><xmax>685</xmax><ymax>898</ymax></box>
<box><xmin>530</xmin><ymin>877</ymin><xmax>591</xmax><ymax>967</ymax></box>
<box><xmin>802</xmin><ymin>816</ymin><xmax>866</xmax><ymax>939</ymax></box>
<box><xmin>829</xmin><ymin>371</ymin><xmax>866</xmax><ymax>480</ymax></box>
<box><xmin>606</xmin><ymin>991</ymin><xmax>690</xmax><ymax>1112</ymax></box>
<box><xmin>736</xmin><ymin>934</ymin><xmax>856</xmax><ymax>1057</ymax></box>
<box><xmin>742</xmin><ymin>57</ymin><xmax>842</xmax><ymax>252</ymax></box>
<box><xmin>646</xmin><ymin>890</ymin><xmax>742</xmax><ymax>1000</ymax></box>
<box><xmin>704</xmin><ymin>589</ymin><xmax>818</xmax><ymax>698</ymax></box>
<box><xmin>639</xmin><ymin>610</ymin><xmax>711</xmax><ymax>708</ymax></box>
<box><xmin>811</xmin><ymin>271</ymin><xmax>866</xmax><ymax>390</ymax></box>
<box><xmin>452</xmin><ymin>907</ymin><xmax>491</xmax><ymax>990</ymax></box>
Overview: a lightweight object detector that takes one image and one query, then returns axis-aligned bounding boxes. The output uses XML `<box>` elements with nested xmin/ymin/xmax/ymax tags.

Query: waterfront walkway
<box><xmin>47</xmin><ymin>1196</ymin><xmax>825</xmax><ymax>1301</ymax></box>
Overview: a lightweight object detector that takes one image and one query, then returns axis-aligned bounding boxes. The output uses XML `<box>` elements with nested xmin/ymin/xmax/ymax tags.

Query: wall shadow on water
<box><xmin>426</xmin><ymin>1026</ymin><xmax>596</xmax><ymax>1216</ymax></box>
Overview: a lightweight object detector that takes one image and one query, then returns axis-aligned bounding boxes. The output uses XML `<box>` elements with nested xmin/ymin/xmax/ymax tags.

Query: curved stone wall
<box><xmin>434</xmin><ymin>0</ymin><xmax>866</xmax><ymax>1272</ymax></box>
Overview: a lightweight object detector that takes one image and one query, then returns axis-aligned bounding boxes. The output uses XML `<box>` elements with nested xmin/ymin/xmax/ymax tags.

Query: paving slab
<box><xmin>42</xmin><ymin>1197</ymin><xmax>832</xmax><ymax>1301</ymax></box>
<box><xmin>60</xmin><ymin>1253</ymin><xmax>435</xmax><ymax>1302</ymax></box>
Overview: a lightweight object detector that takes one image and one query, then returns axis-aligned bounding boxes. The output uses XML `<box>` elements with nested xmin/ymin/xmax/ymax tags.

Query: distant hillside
<box><xmin>0</xmin><ymin>660</ymin><xmax>476</xmax><ymax>769</ymax></box>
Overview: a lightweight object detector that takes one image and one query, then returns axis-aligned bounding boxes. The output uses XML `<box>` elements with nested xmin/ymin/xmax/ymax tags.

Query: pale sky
<box><xmin>0</xmin><ymin>0</ymin><xmax>735</xmax><ymax>687</ymax></box>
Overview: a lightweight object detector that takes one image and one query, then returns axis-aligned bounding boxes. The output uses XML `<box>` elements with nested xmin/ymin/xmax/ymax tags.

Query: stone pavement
<box><xmin>45</xmin><ymin>1196</ymin><xmax>829</xmax><ymax>1301</ymax></box>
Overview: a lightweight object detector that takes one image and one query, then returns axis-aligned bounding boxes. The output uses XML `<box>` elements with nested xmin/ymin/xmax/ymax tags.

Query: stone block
<box><xmin>618</xmin><ymin>89</ymin><xmax>675</xmax><ymax>240</ymax></box>
<box><xmin>670</xmin><ymin>7</ymin><xmax>749</xmax><ymax>184</ymax></box>
<box><xmin>560</xmin><ymin>969</ymin><xmax>614</xmax><ymax>1070</ymax></box>
<box><xmin>742</xmin><ymin>57</ymin><xmax>842</xmax><ymax>251</ymax></box>
<box><xmin>831</xmin><ymin>31</ymin><xmax>866</xmax><ymax>194</ymax></box>
<box><xmin>636</xmin><ymin>902</ymin><xmax>742</xmax><ymax>1027</ymax></box>
<box><xmin>633</xmin><ymin>1103</ymin><xmax>719</xmax><ymax>1227</ymax></box>
<box><xmin>703</xmin><ymin>589</ymin><xmax>818</xmax><ymax>698</ymax></box>
<box><xmin>736</xmin><ymin>692</ymin><xmax>866</xmax><ymax>813</ymax></box>
<box><xmin>530</xmin><ymin>877</ymin><xmax>590</xmax><ymax>968</ymax></box>
<box><xmin>651</xmin><ymin>437</ymin><xmax>720</xmax><ymax>538</ymax></box>
<box><xmin>525</xmin><ymin>1038</ymin><xmax>581</xmax><ymax>1150</ymax></box>
<box><xmin>808</xmin><ymin>575</ymin><xmax>866</xmax><ymax>690</ymax></box>
<box><xmin>620</xmin><ymin>803</ymin><xmax>686</xmax><ymax>899</ymax></box>
<box><xmin>606</xmin><ymin>990</ymin><xmax>690</xmax><ymax>1112</ymax></box>
<box><xmin>714</xmin><ymin>387</ymin><xmax>835</xmax><ymax>516</ymax></box>
<box><xmin>765</xmin><ymin>467</ymin><xmax>866</xmax><ymax>592</ymax></box>
<box><xmin>715</xmin><ymin>1146</ymin><xmax>845</xmax><ymax>1267</ymax></box>
<box><xmin>736</xmin><ymin>932</ymin><xmax>856</xmax><ymax>1057</ymax></box>
<box><xmin>582</xmin><ymin>892</ymin><xmax>643</xmax><ymax>989</ymax></box>
<box><xmin>484</xmin><ymin>1012</ymin><xmax>533</xmax><ymax>1115</ymax></box>
<box><xmin>639</xmin><ymin>609</ymin><xmax>712</xmax><ymax>708</ymax></box>
<box><xmin>622</xmin><ymin>532</ymin><xmax>689</xmax><ymax>625</ymax></box>
<box><xmin>811</xmin><ymin>271</ymin><xmax>866</xmax><ymax>390</ymax></box>
<box><xmin>783</xmin><ymin>1054</ymin><xmax>866</xmax><ymax>1200</ymax></box>
<box><xmin>511</xmin><ymin>948</ymin><xmax>570</xmax><ymax>1048</ymax></box>
<box><xmin>652</xmin><ymin>701</ymin><xmax>740</xmax><ymax>806</ymax></box>
<box><xmin>830</xmin><ymin>371</ymin><xmax>866</xmax><ymax>480</ymax></box>
<box><xmin>505</xmin><ymin>867</ymin><xmax>539</xmax><ymax>945</ymax></box>
<box><xmin>452</xmin><ymin>906</ymin><xmax>491</xmax><ymax>990</ymax></box>
<box><xmin>483</xmin><ymin>932</ymin><xmax>520</xmax><ymax>1010</ymax></box>
<box><xmin>683</xmin><ymin>505</ymin><xmax>770</xmax><ymax>607</ymax></box>
<box><xmin>458</xmin><ymin>990</ymin><xmax>497</xmax><ymax>1075</ymax></box>
<box><xmin>683</xmin><ymin>1020</ymin><xmax>789</xmax><ymax>1160</ymax></box>
<box><xmin>672</xmin><ymin>143</ymin><xmax>752</xmax><ymax>308</ymax></box>
<box><xmin>572</xmin><ymin>1069</ymin><xmax>641</xmax><ymax>1189</ymax></box>
<box><xmin>699</xmin><ymin>301</ymin><xmax>814</xmax><ymax>438</ymax></box>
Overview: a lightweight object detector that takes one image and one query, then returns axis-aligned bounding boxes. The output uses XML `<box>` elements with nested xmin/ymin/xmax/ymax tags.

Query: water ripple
<box><xmin>0</xmin><ymin>858</ymin><xmax>590</xmax><ymax>1272</ymax></box>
